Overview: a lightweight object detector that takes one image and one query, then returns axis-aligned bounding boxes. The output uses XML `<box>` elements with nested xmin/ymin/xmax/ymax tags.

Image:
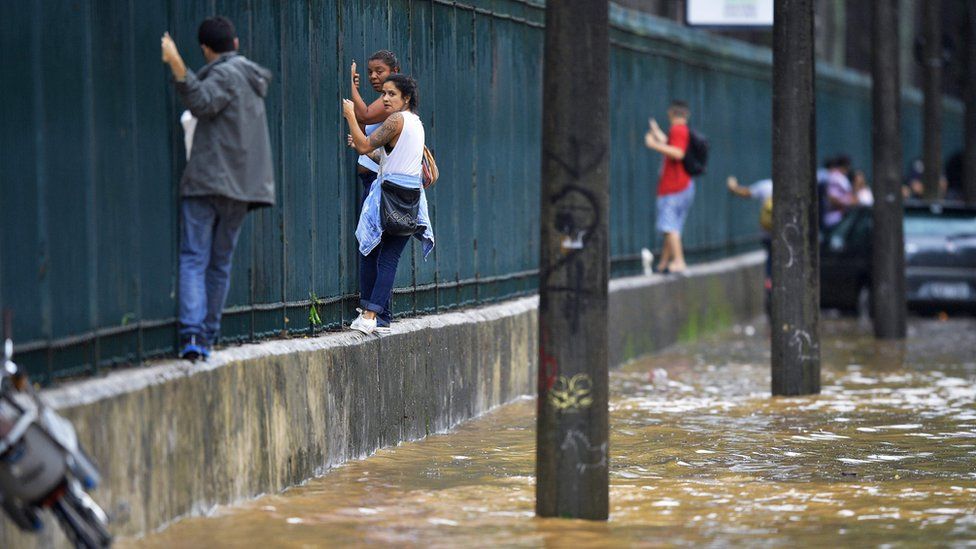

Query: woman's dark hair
<box><xmin>368</xmin><ymin>49</ymin><xmax>400</xmax><ymax>72</ymax></box>
<box><xmin>198</xmin><ymin>16</ymin><xmax>237</xmax><ymax>53</ymax></box>
<box><xmin>385</xmin><ymin>74</ymin><xmax>418</xmax><ymax>112</ymax></box>
<box><xmin>833</xmin><ymin>154</ymin><xmax>852</xmax><ymax>170</ymax></box>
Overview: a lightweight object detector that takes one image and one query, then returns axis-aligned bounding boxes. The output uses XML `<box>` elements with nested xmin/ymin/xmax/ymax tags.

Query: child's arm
<box><xmin>644</xmin><ymin>134</ymin><xmax>685</xmax><ymax>160</ymax></box>
<box><xmin>649</xmin><ymin>118</ymin><xmax>667</xmax><ymax>143</ymax></box>
<box><xmin>644</xmin><ymin>119</ymin><xmax>684</xmax><ymax>159</ymax></box>
<box><xmin>726</xmin><ymin>176</ymin><xmax>752</xmax><ymax>198</ymax></box>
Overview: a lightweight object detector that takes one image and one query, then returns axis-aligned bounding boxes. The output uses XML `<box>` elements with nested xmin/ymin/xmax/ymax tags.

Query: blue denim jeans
<box><xmin>179</xmin><ymin>196</ymin><xmax>248</xmax><ymax>345</ymax></box>
<box><xmin>357</xmin><ymin>171</ymin><xmax>375</xmax><ymax>215</ymax></box>
<box><xmin>359</xmin><ymin>232</ymin><xmax>410</xmax><ymax>325</ymax></box>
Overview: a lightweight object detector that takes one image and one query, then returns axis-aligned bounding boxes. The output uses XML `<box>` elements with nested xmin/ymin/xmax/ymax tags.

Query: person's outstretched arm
<box><xmin>343</xmin><ymin>99</ymin><xmax>402</xmax><ymax>154</ymax></box>
<box><xmin>726</xmin><ymin>176</ymin><xmax>752</xmax><ymax>198</ymax></box>
<box><xmin>644</xmin><ymin>118</ymin><xmax>685</xmax><ymax>160</ymax></box>
<box><xmin>644</xmin><ymin>134</ymin><xmax>686</xmax><ymax>160</ymax></box>
<box><xmin>349</xmin><ymin>61</ymin><xmax>390</xmax><ymax>125</ymax></box>
<box><xmin>161</xmin><ymin>32</ymin><xmax>187</xmax><ymax>80</ymax></box>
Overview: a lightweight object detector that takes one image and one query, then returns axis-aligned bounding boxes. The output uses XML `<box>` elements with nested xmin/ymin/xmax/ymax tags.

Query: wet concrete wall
<box><xmin>2</xmin><ymin>252</ymin><xmax>762</xmax><ymax>547</ymax></box>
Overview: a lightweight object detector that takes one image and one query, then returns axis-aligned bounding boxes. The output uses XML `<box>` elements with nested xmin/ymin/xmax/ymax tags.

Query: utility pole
<box><xmin>771</xmin><ymin>0</ymin><xmax>820</xmax><ymax>396</ymax></box>
<box><xmin>964</xmin><ymin>0</ymin><xmax>976</xmax><ymax>206</ymax></box>
<box><xmin>537</xmin><ymin>0</ymin><xmax>610</xmax><ymax>520</ymax></box>
<box><xmin>922</xmin><ymin>0</ymin><xmax>943</xmax><ymax>200</ymax></box>
<box><xmin>872</xmin><ymin>0</ymin><xmax>907</xmax><ymax>339</ymax></box>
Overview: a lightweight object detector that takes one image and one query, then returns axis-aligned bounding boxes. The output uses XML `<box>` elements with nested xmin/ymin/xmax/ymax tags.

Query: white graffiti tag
<box><xmin>560</xmin><ymin>430</ymin><xmax>608</xmax><ymax>473</ymax></box>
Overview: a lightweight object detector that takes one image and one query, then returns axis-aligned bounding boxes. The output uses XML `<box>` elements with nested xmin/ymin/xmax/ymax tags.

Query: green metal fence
<box><xmin>0</xmin><ymin>1</ymin><xmax>964</xmax><ymax>383</ymax></box>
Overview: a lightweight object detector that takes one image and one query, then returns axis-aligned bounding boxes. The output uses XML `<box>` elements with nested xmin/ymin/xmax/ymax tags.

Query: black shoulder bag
<box><xmin>380</xmin><ymin>181</ymin><xmax>421</xmax><ymax>236</ymax></box>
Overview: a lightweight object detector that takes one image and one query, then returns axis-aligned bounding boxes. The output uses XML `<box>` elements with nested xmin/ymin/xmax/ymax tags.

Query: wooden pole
<box><xmin>871</xmin><ymin>0</ymin><xmax>907</xmax><ymax>339</ymax></box>
<box><xmin>922</xmin><ymin>0</ymin><xmax>943</xmax><ymax>201</ymax></box>
<box><xmin>537</xmin><ymin>0</ymin><xmax>610</xmax><ymax>520</ymax></box>
<box><xmin>771</xmin><ymin>0</ymin><xmax>821</xmax><ymax>396</ymax></box>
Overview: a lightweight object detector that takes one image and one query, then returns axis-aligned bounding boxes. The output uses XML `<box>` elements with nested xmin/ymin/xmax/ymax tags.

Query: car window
<box><xmin>825</xmin><ymin>209</ymin><xmax>869</xmax><ymax>252</ymax></box>
<box><xmin>904</xmin><ymin>212</ymin><xmax>976</xmax><ymax>238</ymax></box>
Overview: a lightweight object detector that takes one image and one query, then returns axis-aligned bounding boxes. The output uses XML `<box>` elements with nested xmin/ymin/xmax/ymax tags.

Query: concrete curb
<box><xmin>3</xmin><ymin>251</ymin><xmax>763</xmax><ymax>547</ymax></box>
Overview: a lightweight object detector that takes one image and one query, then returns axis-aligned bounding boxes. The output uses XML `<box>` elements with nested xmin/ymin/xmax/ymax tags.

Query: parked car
<box><xmin>819</xmin><ymin>203</ymin><xmax>976</xmax><ymax>314</ymax></box>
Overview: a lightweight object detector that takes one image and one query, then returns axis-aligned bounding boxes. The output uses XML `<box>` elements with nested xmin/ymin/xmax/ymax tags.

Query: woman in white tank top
<box><xmin>342</xmin><ymin>75</ymin><xmax>434</xmax><ymax>335</ymax></box>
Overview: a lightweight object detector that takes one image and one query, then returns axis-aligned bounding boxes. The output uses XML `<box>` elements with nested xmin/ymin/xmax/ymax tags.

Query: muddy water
<box><xmin>129</xmin><ymin>318</ymin><xmax>976</xmax><ymax>547</ymax></box>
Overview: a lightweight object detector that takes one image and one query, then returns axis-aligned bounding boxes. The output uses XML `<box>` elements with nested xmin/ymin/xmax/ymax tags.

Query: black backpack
<box><xmin>682</xmin><ymin>128</ymin><xmax>709</xmax><ymax>176</ymax></box>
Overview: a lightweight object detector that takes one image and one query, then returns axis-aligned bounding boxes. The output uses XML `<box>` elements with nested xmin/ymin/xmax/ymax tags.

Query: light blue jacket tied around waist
<box><xmin>356</xmin><ymin>173</ymin><xmax>435</xmax><ymax>258</ymax></box>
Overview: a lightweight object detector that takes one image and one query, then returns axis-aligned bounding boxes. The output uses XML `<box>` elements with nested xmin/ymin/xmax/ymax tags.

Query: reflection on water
<box><xmin>128</xmin><ymin>318</ymin><xmax>976</xmax><ymax>547</ymax></box>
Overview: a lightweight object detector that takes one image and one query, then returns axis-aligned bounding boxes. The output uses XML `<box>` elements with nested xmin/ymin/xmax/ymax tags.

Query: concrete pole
<box><xmin>771</xmin><ymin>0</ymin><xmax>821</xmax><ymax>396</ymax></box>
<box><xmin>536</xmin><ymin>0</ymin><xmax>610</xmax><ymax>520</ymax></box>
<box><xmin>964</xmin><ymin>0</ymin><xmax>976</xmax><ymax>206</ymax></box>
<box><xmin>872</xmin><ymin>0</ymin><xmax>907</xmax><ymax>339</ymax></box>
<box><xmin>922</xmin><ymin>0</ymin><xmax>943</xmax><ymax>200</ymax></box>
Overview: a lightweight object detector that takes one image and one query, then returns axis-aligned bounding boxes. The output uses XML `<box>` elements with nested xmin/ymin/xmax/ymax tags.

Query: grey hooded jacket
<box><xmin>175</xmin><ymin>52</ymin><xmax>275</xmax><ymax>208</ymax></box>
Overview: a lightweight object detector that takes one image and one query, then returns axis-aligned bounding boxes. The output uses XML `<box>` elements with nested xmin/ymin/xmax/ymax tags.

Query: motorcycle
<box><xmin>0</xmin><ymin>312</ymin><xmax>111</xmax><ymax>548</ymax></box>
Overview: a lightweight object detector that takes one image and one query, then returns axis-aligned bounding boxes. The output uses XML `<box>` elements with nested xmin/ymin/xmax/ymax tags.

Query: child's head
<box><xmin>367</xmin><ymin>50</ymin><xmax>401</xmax><ymax>92</ymax></box>
<box><xmin>667</xmin><ymin>100</ymin><xmax>690</xmax><ymax>123</ymax></box>
<box><xmin>198</xmin><ymin>16</ymin><xmax>238</xmax><ymax>57</ymax></box>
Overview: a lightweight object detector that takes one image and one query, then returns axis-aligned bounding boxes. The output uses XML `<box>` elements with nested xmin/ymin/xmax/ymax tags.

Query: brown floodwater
<box><xmin>127</xmin><ymin>317</ymin><xmax>976</xmax><ymax>548</ymax></box>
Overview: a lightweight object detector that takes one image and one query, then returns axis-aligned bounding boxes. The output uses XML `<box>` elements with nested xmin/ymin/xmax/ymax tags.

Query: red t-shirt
<box><xmin>657</xmin><ymin>124</ymin><xmax>691</xmax><ymax>196</ymax></box>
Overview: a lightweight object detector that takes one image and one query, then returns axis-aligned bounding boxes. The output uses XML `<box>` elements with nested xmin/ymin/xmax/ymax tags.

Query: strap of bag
<box><xmin>422</xmin><ymin>146</ymin><xmax>439</xmax><ymax>189</ymax></box>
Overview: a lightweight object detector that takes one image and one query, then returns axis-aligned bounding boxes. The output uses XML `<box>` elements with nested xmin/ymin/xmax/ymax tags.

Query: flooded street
<box><xmin>129</xmin><ymin>318</ymin><xmax>976</xmax><ymax>548</ymax></box>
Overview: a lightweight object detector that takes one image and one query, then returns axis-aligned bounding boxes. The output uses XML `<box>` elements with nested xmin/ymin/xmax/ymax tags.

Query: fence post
<box><xmin>771</xmin><ymin>0</ymin><xmax>821</xmax><ymax>396</ymax></box>
<box><xmin>922</xmin><ymin>0</ymin><xmax>943</xmax><ymax>201</ymax></box>
<box><xmin>964</xmin><ymin>0</ymin><xmax>976</xmax><ymax>206</ymax></box>
<box><xmin>871</xmin><ymin>0</ymin><xmax>907</xmax><ymax>339</ymax></box>
<box><xmin>536</xmin><ymin>0</ymin><xmax>610</xmax><ymax>520</ymax></box>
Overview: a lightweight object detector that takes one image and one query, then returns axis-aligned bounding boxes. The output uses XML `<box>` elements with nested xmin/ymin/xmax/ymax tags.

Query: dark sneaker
<box><xmin>179</xmin><ymin>335</ymin><xmax>207</xmax><ymax>362</ymax></box>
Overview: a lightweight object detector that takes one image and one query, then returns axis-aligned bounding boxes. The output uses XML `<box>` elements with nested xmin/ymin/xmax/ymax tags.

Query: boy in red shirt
<box><xmin>645</xmin><ymin>100</ymin><xmax>694</xmax><ymax>273</ymax></box>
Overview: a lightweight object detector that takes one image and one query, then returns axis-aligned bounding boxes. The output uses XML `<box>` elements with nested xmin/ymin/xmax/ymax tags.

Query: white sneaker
<box><xmin>641</xmin><ymin>248</ymin><xmax>654</xmax><ymax>276</ymax></box>
<box><xmin>350</xmin><ymin>313</ymin><xmax>376</xmax><ymax>335</ymax></box>
<box><xmin>374</xmin><ymin>324</ymin><xmax>391</xmax><ymax>335</ymax></box>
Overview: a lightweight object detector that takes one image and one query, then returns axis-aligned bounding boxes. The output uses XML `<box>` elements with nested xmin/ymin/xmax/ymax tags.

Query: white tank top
<box><xmin>357</xmin><ymin>122</ymin><xmax>381</xmax><ymax>172</ymax></box>
<box><xmin>378</xmin><ymin>111</ymin><xmax>424</xmax><ymax>180</ymax></box>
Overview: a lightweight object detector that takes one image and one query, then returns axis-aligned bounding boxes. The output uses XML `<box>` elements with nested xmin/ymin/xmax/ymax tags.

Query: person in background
<box><xmin>343</xmin><ymin>75</ymin><xmax>434</xmax><ymax>335</ymax></box>
<box><xmin>851</xmin><ymin>169</ymin><xmax>874</xmax><ymax>206</ymax></box>
<box><xmin>349</xmin><ymin>50</ymin><xmax>401</xmax><ymax>211</ymax></box>
<box><xmin>727</xmin><ymin>176</ymin><xmax>773</xmax><ymax>313</ymax></box>
<box><xmin>823</xmin><ymin>154</ymin><xmax>856</xmax><ymax>228</ymax></box>
<box><xmin>645</xmin><ymin>100</ymin><xmax>695</xmax><ymax>274</ymax></box>
<box><xmin>903</xmin><ymin>158</ymin><xmax>926</xmax><ymax>199</ymax></box>
<box><xmin>161</xmin><ymin>17</ymin><xmax>275</xmax><ymax>360</ymax></box>
<box><xmin>902</xmin><ymin>157</ymin><xmax>949</xmax><ymax>201</ymax></box>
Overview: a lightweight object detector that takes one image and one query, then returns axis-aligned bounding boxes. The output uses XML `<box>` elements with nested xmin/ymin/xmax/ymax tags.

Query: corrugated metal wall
<box><xmin>0</xmin><ymin>1</ymin><xmax>964</xmax><ymax>382</ymax></box>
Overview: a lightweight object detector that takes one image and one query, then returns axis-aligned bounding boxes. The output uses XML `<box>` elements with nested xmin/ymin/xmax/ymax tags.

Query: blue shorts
<box><xmin>656</xmin><ymin>182</ymin><xmax>695</xmax><ymax>234</ymax></box>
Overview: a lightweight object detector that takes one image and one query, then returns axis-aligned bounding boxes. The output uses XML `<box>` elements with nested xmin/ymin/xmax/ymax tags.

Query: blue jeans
<box><xmin>359</xmin><ymin>232</ymin><xmax>410</xmax><ymax>325</ymax></box>
<box><xmin>357</xmin><ymin>171</ymin><xmax>375</xmax><ymax>215</ymax></box>
<box><xmin>179</xmin><ymin>196</ymin><xmax>248</xmax><ymax>345</ymax></box>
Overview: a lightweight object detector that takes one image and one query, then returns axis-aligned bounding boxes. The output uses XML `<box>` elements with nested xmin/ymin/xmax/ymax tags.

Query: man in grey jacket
<box><xmin>161</xmin><ymin>17</ymin><xmax>274</xmax><ymax>360</ymax></box>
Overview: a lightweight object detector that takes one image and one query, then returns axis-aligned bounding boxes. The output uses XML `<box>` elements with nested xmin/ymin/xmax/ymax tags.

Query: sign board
<box><xmin>686</xmin><ymin>0</ymin><xmax>774</xmax><ymax>28</ymax></box>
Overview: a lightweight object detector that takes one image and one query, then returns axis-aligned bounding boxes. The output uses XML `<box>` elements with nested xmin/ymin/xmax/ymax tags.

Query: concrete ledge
<box><xmin>2</xmin><ymin>252</ymin><xmax>763</xmax><ymax>547</ymax></box>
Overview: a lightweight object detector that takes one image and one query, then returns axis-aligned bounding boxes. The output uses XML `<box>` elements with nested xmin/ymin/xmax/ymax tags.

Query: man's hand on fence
<box><xmin>161</xmin><ymin>32</ymin><xmax>187</xmax><ymax>81</ymax></box>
